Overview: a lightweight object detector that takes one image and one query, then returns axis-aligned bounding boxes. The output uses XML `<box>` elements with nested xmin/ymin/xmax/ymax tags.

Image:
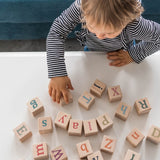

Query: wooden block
<box><xmin>100</xmin><ymin>135</ymin><xmax>116</xmax><ymax>154</ymax></box>
<box><xmin>76</xmin><ymin>140</ymin><xmax>93</xmax><ymax>158</ymax></box>
<box><xmin>33</xmin><ymin>143</ymin><xmax>49</xmax><ymax>160</ymax></box>
<box><xmin>83</xmin><ymin>119</ymin><xmax>98</xmax><ymax>136</ymax></box>
<box><xmin>147</xmin><ymin>125</ymin><xmax>160</xmax><ymax>144</ymax></box>
<box><xmin>87</xmin><ymin>150</ymin><xmax>104</xmax><ymax>160</ymax></box>
<box><xmin>96</xmin><ymin>113</ymin><xmax>113</xmax><ymax>131</ymax></box>
<box><xmin>54</xmin><ymin>111</ymin><xmax>71</xmax><ymax>130</ymax></box>
<box><xmin>50</xmin><ymin>145</ymin><xmax>68</xmax><ymax>160</ymax></box>
<box><xmin>38</xmin><ymin>116</ymin><xmax>53</xmax><ymax>134</ymax></box>
<box><xmin>27</xmin><ymin>97</ymin><xmax>44</xmax><ymax>116</ymax></box>
<box><xmin>107</xmin><ymin>85</ymin><xmax>122</xmax><ymax>102</ymax></box>
<box><xmin>90</xmin><ymin>79</ymin><xmax>106</xmax><ymax>97</ymax></box>
<box><xmin>68</xmin><ymin>119</ymin><xmax>82</xmax><ymax>136</ymax></box>
<box><xmin>60</xmin><ymin>92</ymin><xmax>73</xmax><ymax>106</ymax></box>
<box><xmin>13</xmin><ymin>122</ymin><xmax>32</xmax><ymax>142</ymax></box>
<box><xmin>134</xmin><ymin>97</ymin><xmax>152</xmax><ymax>115</ymax></box>
<box><xmin>126</xmin><ymin>128</ymin><xmax>145</xmax><ymax>147</ymax></box>
<box><xmin>78</xmin><ymin>91</ymin><xmax>95</xmax><ymax>110</ymax></box>
<box><xmin>115</xmin><ymin>102</ymin><xmax>131</xmax><ymax>121</ymax></box>
<box><xmin>124</xmin><ymin>149</ymin><xmax>141</xmax><ymax>160</ymax></box>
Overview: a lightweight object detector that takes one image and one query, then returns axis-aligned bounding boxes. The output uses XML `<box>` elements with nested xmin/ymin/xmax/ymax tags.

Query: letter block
<box><xmin>124</xmin><ymin>149</ymin><xmax>141</xmax><ymax>160</ymax></box>
<box><xmin>76</xmin><ymin>140</ymin><xmax>93</xmax><ymax>158</ymax></box>
<box><xmin>33</xmin><ymin>143</ymin><xmax>49</xmax><ymax>160</ymax></box>
<box><xmin>50</xmin><ymin>145</ymin><xmax>68</xmax><ymax>160</ymax></box>
<box><xmin>13</xmin><ymin>122</ymin><xmax>32</xmax><ymax>142</ymax></box>
<box><xmin>60</xmin><ymin>92</ymin><xmax>73</xmax><ymax>106</ymax></box>
<box><xmin>78</xmin><ymin>91</ymin><xmax>95</xmax><ymax>110</ymax></box>
<box><xmin>107</xmin><ymin>85</ymin><xmax>122</xmax><ymax>102</ymax></box>
<box><xmin>126</xmin><ymin>128</ymin><xmax>145</xmax><ymax>147</ymax></box>
<box><xmin>27</xmin><ymin>97</ymin><xmax>44</xmax><ymax>116</ymax></box>
<box><xmin>87</xmin><ymin>150</ymin><xmax>104</xmax><ymax>160</ymax></box>
<box><xmin>83</xmin><ymin>119</ymin><xmax>98</xmax><ymax>136</ymax></box>
<box><xmin>147</xmin><ymin>125</ymin><xmax>160</xmax><ymax>144</ymax></box>
<box><xmin>54</xmin><ymin>111</ymin><xmax>71</xmax><ymax>130</ymax></box>
<box><xmin>68</xmin><ymin>119</ymin><xmax>82</xmax><ymax>136</ymax></box>
<box><xmin>90</xmin><ymin>79</ymin><xmax>106</xmax><ymax>97</ymax></box>
<box><xmin>96</xmin><ymin>113</ymin><xmax>113</xmax><ymax>131</ymax></box>
<box><xmin>134</xmin><ymin>97</ymin><xmax>152</xmax><ymax>115</ymax></box>
<box><xmin>38</xmin><ymin>116</ymin><xmax>53</xmax><ymax>134</ymax></box>
<box><xmin>115</xmin><ymin>102</ymin><xmax>131</xmax><ymax>121</ymax></box>
<box><xmin>100</xmin><ymin>135</ymin><xmax>116</xmax><ymax>154</ymax></box>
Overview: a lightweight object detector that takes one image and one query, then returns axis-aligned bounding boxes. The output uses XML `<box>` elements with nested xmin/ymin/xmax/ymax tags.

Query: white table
<box><xmin>0</xmin><ymin>51</ymin><xmax>160</xmax><ymax>160</ymax></box>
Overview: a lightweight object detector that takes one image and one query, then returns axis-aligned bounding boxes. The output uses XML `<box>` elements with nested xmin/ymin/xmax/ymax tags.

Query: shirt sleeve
<box><xmin>126</xmin><ymin>16</ymin><xmax>160</xmax><ymax>63</ymax></box>
<box><xmin>46</xmin><ymin>0</ymin><xmax>81</xmax><ymax>78</ymax></box>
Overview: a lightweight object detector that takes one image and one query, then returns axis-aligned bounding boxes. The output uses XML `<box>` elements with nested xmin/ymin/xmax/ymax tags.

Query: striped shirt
<box><xmin>47</xmin><ymin>0</ymin><xmax>160</xmax><ymax>78</ymax></box>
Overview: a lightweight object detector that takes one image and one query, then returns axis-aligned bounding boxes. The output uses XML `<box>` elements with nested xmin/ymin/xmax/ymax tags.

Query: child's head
<box><xmin>81</xmin><ymin>0</ymin><xmax>144</xmax><ymax>39</ymax></box>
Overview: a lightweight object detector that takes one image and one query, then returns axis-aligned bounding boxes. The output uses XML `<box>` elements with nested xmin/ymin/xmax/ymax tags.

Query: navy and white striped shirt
<box><xmin>47</xmin><ymin>0</ymin><xmax>160</xmax><ymax>78</ymax></box>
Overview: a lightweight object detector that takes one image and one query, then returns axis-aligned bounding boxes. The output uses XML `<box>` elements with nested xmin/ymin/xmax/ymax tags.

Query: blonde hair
<box><xmin>81</xmin><ymin>0</ymin><xmax>144</xmax><ymax>30</ymax></box>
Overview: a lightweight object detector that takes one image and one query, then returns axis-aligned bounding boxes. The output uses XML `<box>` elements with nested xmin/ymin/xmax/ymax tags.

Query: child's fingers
<box><xmin>56</xmin><ymin>90</ymin><xmax>61</xmax><ymax>104</ymax></box>
<box><xmin>48</xmin><ymin>87</ymin><xmax>52</xmax><ymax>97</ymax></box>
<box><xmin>51</xmin><ymin>88</ymin><xmax>56</xmax><ymax>102</ymax></box>
<box><xmin>109</xmin><ymin>60</ymin><xmax>122</xmax><ymax>66</ymax></box>
<box><xmin>67</xmin><ymin>78</ymin><xmax>74</xmax><ymax>90</ymax></box>
<box><xmin>62</xmin><ymin>90</ymin><xmax>69</xmax><ymax>104</ymax></box>
<box><xmin>107</xmin><ymin>55</ymin><xmax>119</xmax><ymax>60</ymax></box>
<box><xmin>107</xmin><ymin>52</ymin><xmax>118</xmax><ymax>56</ymax></box>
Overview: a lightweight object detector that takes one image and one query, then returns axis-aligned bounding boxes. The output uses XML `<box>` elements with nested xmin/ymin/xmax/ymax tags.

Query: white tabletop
<box><xmin>0</xmin><ymin>51</ymin><xmax>160</xmax><ymax>160</ymax></box>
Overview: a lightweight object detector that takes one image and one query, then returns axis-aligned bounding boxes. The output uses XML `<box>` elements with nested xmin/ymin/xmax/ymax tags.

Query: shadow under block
<box><xmin>83</xmin><ymin>119</ymin><xmax>98</xmax><ymax>136</ymax></box>
<box><xmin>78</xmin><ymin>91</ymin><xmax>95</xmax><ymax>110</ymax></box>
<box><xmin>90</xmin><ymin>79</ymin><xmax>106</xmax><ymax>97</ymax></box>
<box><xmin>54</xmin><ymin>111</ymin><xmax>71</xmax><ymax>130</ymax></box>
<box><xmin>38</xmin><ymin>116</ymin><xmax>53</xmax><ymax>134</ymax></box>
<box><xmin>77</xmin><ymin>140</ymin><xmax>93</xmax><ymax>158</ymax></box>
<box><xmin>50</xmin><ymin>145</ymin><xmax>68</xmax><ymax>160</ymax></box>
<box><xmin>68</xmin><ymin>119</ymin><xmax>82</xmax><ymax>136</ymax></box>
<box><xmin>27</xmin><ymin>97</ymin><xmax>44</xmax><ymax>116</ymax></box>
<box><xmin>33</xmin><ymin>143</ymin><xmax>49</xmax><ymax>160</ymax></box>
<box><xmin>134</xmin><ymin>97</ymin><xmax>152</xmax><ymax>115</ymax></box>
<box><xmin>115</xmin><ymin>102</ymin><xmax>131</xmax><ymax>121</ymax></box>
<box><xmin>100</xmin><ymin>135</ymin><xmax>116</xmax><ymax>154</ymax></box>
<box><xmin>96</xmin><ymin>113</ymin><xmax>113</xmax><ymax>131</ymax></box>
<box><xmin>13</xmin><ymin>122</ymin><xmax>32</xmax><ymax>142</ymax></box>
<box><xmin>107</xmin><ymin>85</ymin><xmax>122</xmax><ymax>102</ymax></box>
<box><xmin>126</xmin><ymin>128</ymin><xmax>145</xmax><ymax>147</ymax></box>
<box><xmin>60</xmin><ymin>92</ymin><xmax>73</xmax><ymax>106</ymax></box>
<box><xmin>87</xmin><ymin>150</ymin><xmax>104</xmax><ymax>160</ymax></box>
<box><xmin>124</xmin><ymin>149</ymin><xmax>141</xmax><ymax>160</ymax></box>
<box><xmin>147</xmin><ymin>125</ymin><xmax>160</xmax><ymax>144</ymax></box>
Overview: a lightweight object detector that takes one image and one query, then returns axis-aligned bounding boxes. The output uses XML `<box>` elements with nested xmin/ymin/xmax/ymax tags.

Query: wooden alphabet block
<box><xmin>147</xmin><ymin>125</ymin><xmax>160</xmax><ymax>144</ymax></box>
<box><xmin>134</xmin><ymin>97</ymin><xmax>152</xmax><ymax>115</ymax></box>
<box><xmin>76</xmin><ymin>140</ymin><xmax>93</xmax><ymax>158</ymax></box>
<box><xmin>96</xmin><ymin>113</ymin><xmax>113</xmax><ymax>131</ymax></box>
<box><xmin>78</xmin><ymin>91</ymin><xmax>95</xmax><ymax>110</ymax></box>
<box><xmin>115</xmin><ymin>102</ymin><xmax>131</xmax><ymax>121</ymax></box>
<box><xmin>33</xmin><ymin>143</ymin><xmax>49</xmax><ymax>160</ymax></box>
<box><xmin>126</xmin><ymin>128</ymin><xmax>145</xmax><ymax>147</ymax></box>
<box><xmin>38</xmin><ymin>116</ymin><xmax>53</xmax><ymax>134</ymax></box>
<box><xmin>87</xmin><ymin>150</ymin><xmax>104</xmax><ymax>160</ymax></box>
<box><xmin>100</xmin><ymin>135</ymin><xmax>116</xmax><ymax>154</ymax></box>
<box><xmin>50</xmin><ymin>145</ymin><xmax>68</xmax><ymax>160</ymax></box>
<box><xmin>68</xmin><ymin>119</ymin><xmax>82</xmax><ymax>136</ymax></box>
<box><xmin>107</xmin><ymin>85</ymin><xmax>122</xmax><ymax>102</ymax></box>
<box><xmin>13</xmin><ymin>122</ymin><xmax>32</xmax><ymax>142</ymax></box>
<box><xmin>90</xmin><ymin>79</ymin><xmax>106</xmax><ymax>97</ymax></box>
<box><xmin>54</xmin><ymin>111</ymin><xmax>71</xmax><ymax>130</ymax></box>
<box><xmin>83</xmin><ymin>119</ymin><xmax>98</xmax><ymax>136</ymax></box>
<box><xmin>27</xmin><ymin>97</ymin><xmax>44</xmax><ymax>116</ymax></box>
<box><xmin>124</xmin><ymin>149</ymin><xmax>141</xmax><ymax>160</ymax></box>
<box><xmin>60</xmin><ymin>92</ymin><xmax>73</xmax><ymax>106</ymax></box>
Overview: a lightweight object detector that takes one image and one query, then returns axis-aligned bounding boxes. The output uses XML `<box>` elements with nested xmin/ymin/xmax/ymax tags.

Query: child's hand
<box><xmin>48</xmin><ymin>76</ymin><xmax>74</xmax><ymax>104</ymax></box>
<box><xmin>107</xmin><ymin>49</ymin><xmax>134</xmax><ymax>67</ymax></box>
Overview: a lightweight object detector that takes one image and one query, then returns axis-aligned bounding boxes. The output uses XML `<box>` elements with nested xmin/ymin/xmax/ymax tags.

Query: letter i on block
<box><xmin>87</xmin><ymin>151</ymin><xmax>104</xmax><ymax>160</ymax></box>
<box><xmin>27</xmin><ymin>97</ymin><xmax>44</xmax><ymax>116</ymax></box>
<box><xmin>13</xmin><ymin>122</ymin><xmax>32</xmax><ymax>142</ymax></box>
<box><xmin>134</xmin><ymin>97</ymin><xmax>152</xmax><ymax>115</ymax></box>
<box><xmin>78</xmin><ymin>91</ymin><xmax>95</xmax><ymax>110</ymax></box>
<box><xmin>147</xmin><ymin>125</ymin><xmax>160</xmax><ymax>144</ymax></box>
<box><xmin>107</xmin><ymin>85</ymin><xmax>122</xmax><ymax>102</ymax></box>
<box><xmin>76</xmin><ymin>140</ymin><xmax>93</xmax><ymax>158</ymax></box>
<box><xmin>33</xmin><ymin>143</ymin><xmax>49</xmax><ymax>160</ymax></box>
<box><xmin>50</xmin><ymin>145</ymin><xmax>68</xmax><ymax>160</ymax></box>
<box><xmin>126</xmin><ymin>128</ymin><xmax>145</xmax><ymax>147</ymax></box>
<box><xmin>124</xmin><ymin>149</ymin><xmax>141</xmax><ymax>160</ymax></box>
